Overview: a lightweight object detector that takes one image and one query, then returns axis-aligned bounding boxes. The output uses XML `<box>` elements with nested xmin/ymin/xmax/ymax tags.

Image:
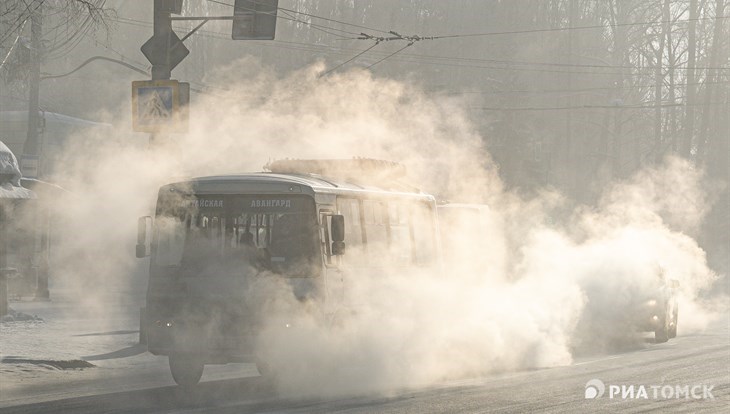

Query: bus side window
<box><xmin>363</xmin><ymin>200</ymin><xmax>388</xmax><ymax>261</ymax></box>
<box><xmin>201</xmin><ymin>215</ymin><xmax>226</xmax><ymax>255</ymax></box>
<box><xmin>410</xmin><ymin>202</ymin><xmax>436</xmax><ymax>265</ymax></box>
<box><xmin>388</xmin><ymin>202</ymin><xmax>412</xmax><ymax>264</ymax></box>
<box><xmin>336</xmin><ymin>198</ymin><xmax>365</xmax><ymax>264</ymax></box>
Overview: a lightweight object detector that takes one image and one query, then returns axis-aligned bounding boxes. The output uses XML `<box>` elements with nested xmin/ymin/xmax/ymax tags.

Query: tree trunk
<box><xmin>682</xmin><ymin>0</ymin><xmax>699</xmax><ymax>158</ymax></box>
<box><xmin>608</xmin><ymin>0</ymin><xmax>628</xmax><ymax>178</ymax></box>
<box><xmin>697</xmin><ymin>0</ymin><xmax>725</xmax><ymax>163</ymax></box>
<box><xmin>653</xmin><ymin>0</ymin><xmax>671</xmax><ymax>164</ymax></box>
<box><xmin>666</xmin><ymin>8</ymin><xmax>677</xmax><ymax>153</ymax></box>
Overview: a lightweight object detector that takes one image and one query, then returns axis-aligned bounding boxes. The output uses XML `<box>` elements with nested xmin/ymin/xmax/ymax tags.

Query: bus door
<box><xmin>320</xmin><ymin>209</ymin><xmax>345</xmax><ymax>311</ymax></box>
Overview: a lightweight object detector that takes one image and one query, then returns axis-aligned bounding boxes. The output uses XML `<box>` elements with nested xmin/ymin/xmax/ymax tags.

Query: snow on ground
<box><xmin>0</xmin><ymin>290</ymin><xmax>259</xmax><ymax>407</ymax></box>
<box><xmin>1</xmin><ymin>291</ymin><xmax>148</xmax><ymax>387</ymax></box>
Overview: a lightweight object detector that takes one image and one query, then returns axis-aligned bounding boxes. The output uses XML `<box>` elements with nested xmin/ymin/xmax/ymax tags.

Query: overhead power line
<box><xmin>205</xmin><ymin>0</ymin><xmax>729</xmax><ymax>41</ymax></box>
<box><xmin>428</xmin><ymin>14</ymin><xmax>730</xmax><ymax>40</ymax></box>
<box><xmin>38</xmin><ymin>55</ymin><xmax>208</xmax><ymax>94</ymax></box>
<box><xmin>204</xmin><ymin>0</ymin><xmax>363</xmax><ymax>38</ymax></box>
<box><xmin>438</xmin><ymin>80</ymin><xmax>730</xmax><ymax>96</ymax></box>
<box><xmin>204</xmin><ymin>0</ymin><xmax>392</xmax><ymax>35</ymax></box>
<box><xmin>365</xmin><ymin>41</ymin><xmax>415</xmax><ymax>69</ymax></box>
<box><xmin>108</xmin><ymin>15</ymin><xmax>729</xmax><ymax>76</ymax></box>
<box><xmin>110</xmin><ymin>15</ymin><xmax>729</xmax><ymax>87</ymax></box>
<box><xmin>477</xmin><ymin>101</ymin><xmax>729</xmax><ymax>112</ymax></box>
<box><xmin>40</xmin><ymin>56</ymin><xmax>149</xmax><ymax>80</ymax></box>
<box><xmin>319</xmin><ymin>41</ymin><xmax>382</xmax><ymax>77</ymax></box>
<box><xmin>105</xmin><ymin>5</ymin><xmax>730</xmax><ymax>81</ymax></box>
<box><xmin>279</xmin><ymin>10</ymin><xmax>355</xmax><ymax>40</ymax></box>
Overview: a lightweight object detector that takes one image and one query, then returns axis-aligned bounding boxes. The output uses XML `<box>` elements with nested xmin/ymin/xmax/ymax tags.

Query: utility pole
<box><xmin>135</xmin><ymin>0</ymin><xmax>278</xmax><ymax>345</ymax></box>
<box><xmin>23</xmin><ymin>4</ymin><xmax>49</xmax><ymax>300</ymax></box>
<box><xmin>135</xmin><ymin>0</ymin><xmax>278</xmax><ymax>141</ymax></box>
<box><xmin>23</xmin><ymin>3</ymin><xmax>42</xmax><ymax>164</ymax></box>
<box><xmin>152</xmin><ymin>1</ymin><xmax>175</xmax><ymax>81</ymax></box>
<box><xmin>146</xmin><ymin>0</ymin><xmax>181</xmax><ymax>146</ymax></box>
<box><xmin>149</xmin><ymin>0</ymin><xmax>173</xmax><ymax>146</ymax></box>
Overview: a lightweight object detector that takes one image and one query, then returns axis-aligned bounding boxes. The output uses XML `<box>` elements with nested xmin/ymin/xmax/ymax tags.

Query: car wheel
<box><xmin>668</xmin><ymin>306</ymin><xmax>678</xmax><ymax>339</ymax></box>
<box><xmin>169</xmin><ymin>354</ymin><xmax>204</xmax><ymax>387</ymax></box>
<box><xmin>655</xmin><ymin>307</ymin><xmax>670</xmax><ymax>343</ymax></box>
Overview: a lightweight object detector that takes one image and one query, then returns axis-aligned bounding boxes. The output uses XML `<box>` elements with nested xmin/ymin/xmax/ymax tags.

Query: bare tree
<box><xmin>682</xmin><ymin>0</ymin><xmax>700</xmax><ymax>158</ymax></box>
<box><xmin>1</xmin><ymin>0</ymin><xmax>111</xmax><ymax>88</ymax></box>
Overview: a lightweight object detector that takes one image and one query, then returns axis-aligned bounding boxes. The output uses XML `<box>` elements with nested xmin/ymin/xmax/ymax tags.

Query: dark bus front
<box><xmin>144</xmin><ymin>189</ymin><xmax>321</xmax><ymax>363</ymax></box>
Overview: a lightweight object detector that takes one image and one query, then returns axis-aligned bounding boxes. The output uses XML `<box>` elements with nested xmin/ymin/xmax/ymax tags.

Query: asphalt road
<box><xmin>1</xmin><ymin>319</ymin><xmax>728</xmax><ymax>413</ymax></box>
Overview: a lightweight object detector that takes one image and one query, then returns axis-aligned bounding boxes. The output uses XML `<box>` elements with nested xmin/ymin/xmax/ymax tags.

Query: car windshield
<box><xmin>154</xmin><ymin>194</ymin><xmax>319</xmax><ymax>277</ymax></box>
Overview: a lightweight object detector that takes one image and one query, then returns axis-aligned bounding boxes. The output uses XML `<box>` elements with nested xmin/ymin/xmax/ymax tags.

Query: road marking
<box><xmin>573</xmin><ymin>356</ymin><xmax>622</xmax><ymax>366</ymax></box>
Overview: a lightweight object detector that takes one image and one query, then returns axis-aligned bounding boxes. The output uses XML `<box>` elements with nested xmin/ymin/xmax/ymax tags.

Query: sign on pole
<box><xmin>132</xmin><ymin>80</ymin><xmax>188</xmax><ymax>133</ymax></box>
<box><xmin>141</xmin><ymin>31</ymin><xmax>190</xmax><ymax>73</ymax></box>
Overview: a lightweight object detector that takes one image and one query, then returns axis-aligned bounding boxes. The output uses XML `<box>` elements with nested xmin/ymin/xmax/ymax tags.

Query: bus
<box><xmin>136</xmin><ymin>159</ymin><xmax>440</xmax><ymax>386</ymax></box>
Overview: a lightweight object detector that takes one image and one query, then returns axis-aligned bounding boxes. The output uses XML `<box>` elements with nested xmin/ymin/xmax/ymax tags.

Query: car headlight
<box><xmin>646</xmin><ymin>299</ymin><xmax>657</xmax><ymax>307</ymax></box>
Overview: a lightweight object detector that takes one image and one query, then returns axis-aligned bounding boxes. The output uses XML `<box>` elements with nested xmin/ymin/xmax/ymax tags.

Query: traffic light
<box><xmin>232</xmin><ymin>0</ymin><xmax>278</xmax><ymax>40</ymax></box>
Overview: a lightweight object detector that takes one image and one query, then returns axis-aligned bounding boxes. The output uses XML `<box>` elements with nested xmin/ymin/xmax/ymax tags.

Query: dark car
<box><xmin>635</xmin><ymin>271</ymin><xmax>679</xmax><ymax>343</ymax></box>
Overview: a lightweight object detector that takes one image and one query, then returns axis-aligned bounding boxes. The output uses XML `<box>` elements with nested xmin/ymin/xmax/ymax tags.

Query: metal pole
<box><xmin>152</xmin><ymin>0</ymin><xmax>173</xmax><ymax>81</ymax></box>
<box><xmin>150</xmin><ymin>0</ymin><xmax>173</xmax><ymax>147</ymax></box>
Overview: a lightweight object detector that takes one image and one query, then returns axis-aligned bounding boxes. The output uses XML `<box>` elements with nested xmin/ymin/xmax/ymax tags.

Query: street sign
<box><xmin>232</xmin><ymin>0</ymin><xmax>278</xmax><ymax>40</ymax></box>
<box><xmin>132</xmin><ymin>80</ymin><xmax>188</xmax><ymax>133</ymax></box>
<box><xmin>141</xmin><ymin>31</ymin><xmax>189</xmax><ymax>71</ymax></box>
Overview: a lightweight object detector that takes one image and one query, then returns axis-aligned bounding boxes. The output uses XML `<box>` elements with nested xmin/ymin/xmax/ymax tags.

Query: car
<box><xmin>635</xmin><ymin>268</ymin><xmax>679</xmax><ymax>343</ymax></box>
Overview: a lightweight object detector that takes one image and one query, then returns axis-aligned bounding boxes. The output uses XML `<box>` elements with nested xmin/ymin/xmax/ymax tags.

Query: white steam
<box><xmin>42</xmin><ymin>59</ymin><xmax>723</xmax><ymax>396</ymax></box>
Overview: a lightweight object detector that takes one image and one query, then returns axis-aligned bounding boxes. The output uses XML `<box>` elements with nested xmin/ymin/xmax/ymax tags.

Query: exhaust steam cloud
<box><xmin>43</xmin><ymin>59</ymin><xmax>723</xmax><ymax>397</ymax></box>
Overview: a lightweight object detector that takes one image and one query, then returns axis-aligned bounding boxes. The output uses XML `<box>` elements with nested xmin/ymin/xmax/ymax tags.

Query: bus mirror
<box><xmin>331</xmin><ymin>215</ymin><xmax>345</xmax><ymax>242</ymax></box>
<box><xmin>136</xmin><ymin>216</ymin><xmax>152</xmax><ymax>258</ymax></box>
<box><xmin>135</xmin><ymin>244</ymin><xmax>147</xmax><ymax>259</ymax></box>
<box><xmin>332</xmin><ymin>241</ymin><xmax>345</xmax><ymax>256</ymax></box>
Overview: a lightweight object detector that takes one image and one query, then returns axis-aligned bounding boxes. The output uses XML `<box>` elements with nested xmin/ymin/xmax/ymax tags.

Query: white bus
<box><xmin>136</xmin><ymin>159</ymin><xmax>439</xmax><ymax>386</ymax></box>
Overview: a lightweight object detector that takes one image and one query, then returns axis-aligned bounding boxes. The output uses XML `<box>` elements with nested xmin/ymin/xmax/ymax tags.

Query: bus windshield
<box><xmin>154</xmin><ymin>194</ymin><xmax>319</xmax><ymax>277</ymax></box>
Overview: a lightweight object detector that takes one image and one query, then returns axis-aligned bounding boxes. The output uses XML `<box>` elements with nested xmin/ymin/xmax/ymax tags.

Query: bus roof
<box><xmin>437</xmin><ymin>203</ymin><xmax>490</xmax><ymax>211</ymax></box>
<box><xmin>162</xmin><ymin>172</ymin><xmax>433</xmax><ymax>201</ymax></box>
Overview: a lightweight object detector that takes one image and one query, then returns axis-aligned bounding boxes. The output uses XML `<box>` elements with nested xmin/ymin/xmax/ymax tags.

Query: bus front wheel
<box><xmin>169</xmin><ymin>354</ymin><xmax>204</xmax><ymax>387</ymax></box>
